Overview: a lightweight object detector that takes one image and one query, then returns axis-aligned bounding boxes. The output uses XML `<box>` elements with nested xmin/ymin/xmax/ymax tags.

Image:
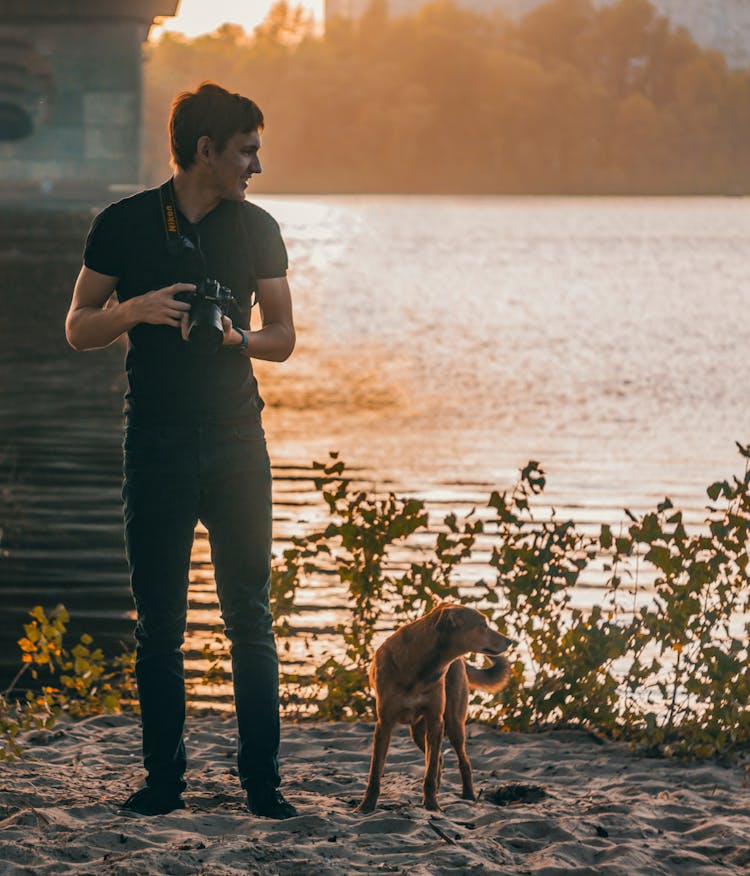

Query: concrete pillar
<box><xmin>0</xmin><ymin>1</ymin><xmax>178</xmax><ymax>199</ymax></box>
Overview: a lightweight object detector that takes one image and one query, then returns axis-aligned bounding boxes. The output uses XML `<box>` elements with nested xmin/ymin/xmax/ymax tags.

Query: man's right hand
<box><xmin>131</xmin><ymin>283</ymin><xmax>195</xmax><ymax>328</ymax></box>
<box><xmin>67</xmin><ymin>270</ymin><xmax>197</xmax><ymax>352</ymax></box>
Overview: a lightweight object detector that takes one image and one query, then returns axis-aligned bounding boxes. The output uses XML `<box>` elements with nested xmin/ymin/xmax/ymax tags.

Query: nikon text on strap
<box><xmin>159</xmin><ymin>178</ymin><xmax>197</xmax><ymax>256</ymax></box>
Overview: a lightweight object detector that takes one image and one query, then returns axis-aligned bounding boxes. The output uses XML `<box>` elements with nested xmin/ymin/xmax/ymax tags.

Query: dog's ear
<box><xmin>435</xmin><ymin>606</ymin><xmax>460</xmax><ymax>634</ymax></box>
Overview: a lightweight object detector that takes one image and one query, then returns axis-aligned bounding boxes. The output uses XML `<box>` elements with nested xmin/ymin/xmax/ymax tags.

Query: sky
<box><xmin>149</xmin><ymin>0</ymin><xmax>323</xmax><ymax>41</ymax></box>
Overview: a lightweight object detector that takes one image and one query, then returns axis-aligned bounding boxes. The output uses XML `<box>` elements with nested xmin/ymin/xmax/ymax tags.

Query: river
<box><xmin>1</xmin><ymin>196</ymin><xmax>748</xmax><ymax>704</ymax></box>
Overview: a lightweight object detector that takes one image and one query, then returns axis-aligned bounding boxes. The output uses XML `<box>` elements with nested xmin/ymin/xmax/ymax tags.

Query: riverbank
<box><xmin>0</xmin><ymin>712</ymin><xmax>747</xmax><ymax>875</ymax></box>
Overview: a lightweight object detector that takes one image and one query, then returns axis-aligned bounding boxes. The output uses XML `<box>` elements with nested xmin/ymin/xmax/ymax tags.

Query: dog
<box><xmin>356</xmin><ymin>602</ymin><xmax>512</xmax><ymax>813</ymax></box>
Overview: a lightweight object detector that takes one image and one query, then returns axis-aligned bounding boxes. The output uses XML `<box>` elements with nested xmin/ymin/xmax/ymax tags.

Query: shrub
<box><xmin>4</xmin><ymin>444</ymin><xmax>749</xmax><ymax>761</ymax></box>
<box><xmin>1</xmin><ymin>605</ymin><xmax>135</xmax><ymax>759</ymax></box>
<box><xmin>271</xmin><ymin>445</ymin><xmax>750</xmax><ymax>759</ymax></box>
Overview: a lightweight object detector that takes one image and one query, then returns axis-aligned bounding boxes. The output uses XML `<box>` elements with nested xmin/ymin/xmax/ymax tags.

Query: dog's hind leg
<box><xmin>411</xmin><ymin>718</ymin><xmax>445</xmax><ymax>790</ymax></box>
<box><xmin>445</xmin><ymin>712</ymin><xmax>475</xmax><ymax>801</ymax></box>
<box><xmin>356</xmin><ymin>719</ymin><xmax>394</xmax><ymax>814</ymax></box>
<box><xmin>409</xmin><ymin>718</ymin><xmax>426</xmax><ymax>754</ymax></box>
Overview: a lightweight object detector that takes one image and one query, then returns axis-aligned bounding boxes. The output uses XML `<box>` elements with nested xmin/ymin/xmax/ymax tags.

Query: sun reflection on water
<box><xmin>178</xmin><ymin>196</ymin><xmax>750</xmax><ymax>699</ymax></box>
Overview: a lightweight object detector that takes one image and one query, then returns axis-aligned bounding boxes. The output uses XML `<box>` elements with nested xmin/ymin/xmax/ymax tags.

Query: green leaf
<box><xmin>615</xmin><ymin>537</ymin><xmax>632</xmax><ymax>554</ymax></box>
<box><xmin>645</xmin><ymin>545</ymin><xmax>672</xmax><ymax>575</ymax></box>
<box><xmin>707</xmin><ymin>481</ymin><xmax>725</xmax><ymax>501</ymax></box>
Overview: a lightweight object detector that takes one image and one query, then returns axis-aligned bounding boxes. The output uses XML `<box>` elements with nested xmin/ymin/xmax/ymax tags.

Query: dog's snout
<box><xmin>490</xmin><ymin>633</ymin><xmax>513</xmax><ymax>654</ymax></box>
<box><xmin>480</xmin><ymin>629</ymin><xmax>513</xmax><ymax>656</ymax></box>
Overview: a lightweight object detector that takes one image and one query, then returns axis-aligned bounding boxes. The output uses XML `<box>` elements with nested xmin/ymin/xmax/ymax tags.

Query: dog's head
<box><xmin>433</xmin><ymin>603</ymin><xmax>512</xmax><ymax>656</ymax></box>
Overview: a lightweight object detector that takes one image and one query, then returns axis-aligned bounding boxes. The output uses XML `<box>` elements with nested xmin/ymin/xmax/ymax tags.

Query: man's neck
<box><xmin>171</xmin><ymin>170</ymin><xmax>221</xmax><ymax>225</ymax></box>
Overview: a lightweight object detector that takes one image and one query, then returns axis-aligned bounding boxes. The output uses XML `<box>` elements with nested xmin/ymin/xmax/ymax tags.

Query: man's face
<box><xmin>211</xmin><ymin>129</ymin><xmax>262</xmax><ymax>201</ymax></box>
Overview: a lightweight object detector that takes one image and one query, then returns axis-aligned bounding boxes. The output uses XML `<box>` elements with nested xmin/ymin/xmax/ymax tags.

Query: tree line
<box><xmin>143</xmin><ymin>0</ymin><xmax>750</xmax><ymax>193</ymax></box>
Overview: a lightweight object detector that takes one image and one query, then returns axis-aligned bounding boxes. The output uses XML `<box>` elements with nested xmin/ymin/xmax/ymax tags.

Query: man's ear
<box><xmin>196</xmin><ymin>135</ymin><xmax>213</xmax><ymax>164</ymax></box>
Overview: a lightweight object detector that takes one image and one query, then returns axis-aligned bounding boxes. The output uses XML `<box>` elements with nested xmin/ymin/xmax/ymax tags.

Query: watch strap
<box><xmin>236</xmin><ymin>327</ymin><xmax>249</xmax><ymax>351</ymax></box>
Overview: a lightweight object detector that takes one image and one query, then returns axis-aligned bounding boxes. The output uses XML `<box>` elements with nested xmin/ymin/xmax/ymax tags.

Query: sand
<box><xmin>0</xmin><ymin>713</ymin><xmax>748</xmax><ymax>875</ymax></box>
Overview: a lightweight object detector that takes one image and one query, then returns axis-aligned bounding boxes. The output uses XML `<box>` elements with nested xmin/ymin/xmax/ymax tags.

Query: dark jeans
<box><xmin>122</xmin><ymin>411</ymin><xmax>279</xmax><ymax>794</ymax></box>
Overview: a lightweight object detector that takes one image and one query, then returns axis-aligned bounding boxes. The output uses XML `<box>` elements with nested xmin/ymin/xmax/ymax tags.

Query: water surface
<box><xmin>2</xmin><ymin>197</ymin><xmax>748</xmax><ymax>703</ymax></box>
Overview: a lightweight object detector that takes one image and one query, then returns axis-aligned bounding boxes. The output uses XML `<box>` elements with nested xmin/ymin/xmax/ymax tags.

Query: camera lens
<box><xmin>188</xmin><ymin>298</ymin><xmax>224</xmax><ymax>354</ymax></box>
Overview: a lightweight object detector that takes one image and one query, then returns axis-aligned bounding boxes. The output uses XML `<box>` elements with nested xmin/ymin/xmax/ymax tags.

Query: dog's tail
<box><xmin>466</xmin><ymin>656</ymin><xmax>512</xmax><ymax>693</ymax></box>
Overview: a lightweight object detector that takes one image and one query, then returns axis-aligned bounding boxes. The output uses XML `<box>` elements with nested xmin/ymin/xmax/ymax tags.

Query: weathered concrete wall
<box><xmin>0</xmin><ymin>1</ymin><xmax>178</xmax><ymax>197</ymax></box>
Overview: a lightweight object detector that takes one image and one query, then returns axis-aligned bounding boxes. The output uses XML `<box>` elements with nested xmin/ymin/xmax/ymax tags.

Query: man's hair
<box><xmin>169</xmin><ymin>82</ymin><xmax>264</xmax><ymax>171</ymax></box>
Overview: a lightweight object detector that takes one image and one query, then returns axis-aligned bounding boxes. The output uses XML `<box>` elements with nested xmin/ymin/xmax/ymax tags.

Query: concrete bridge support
<box><xmin>0</xmin><ymin>1</ymin><xmax>178</xmax><ymax>200</ymax></box>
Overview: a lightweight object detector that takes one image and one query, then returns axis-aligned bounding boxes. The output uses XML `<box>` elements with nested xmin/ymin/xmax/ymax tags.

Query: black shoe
<box><xmin>246</xmin><ymin>786</ymin><xmax>298</xmax><ymax>819</ymax></box>
<box><xmin>119</xmin><ymin>786</ymin><xmax>186</xmax><ymax>816</ymax></box>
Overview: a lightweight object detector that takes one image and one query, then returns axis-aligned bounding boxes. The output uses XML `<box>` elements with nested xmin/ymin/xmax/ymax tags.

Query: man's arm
<box><xmin>224</xmin><ymin>276</ymin><xmax>295</xmax><ymax>362</ymax></box>
<box><xmin>66</xmin><ymin>266</ymin><xmax>194</xmax><ymax>352</ymax></box>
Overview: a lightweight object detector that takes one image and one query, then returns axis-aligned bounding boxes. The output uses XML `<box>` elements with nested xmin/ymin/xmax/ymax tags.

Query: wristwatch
<box><xmin>235</xmin><ymin>327</ymin><xmax>249</xmax><ymax>352</ymax></box>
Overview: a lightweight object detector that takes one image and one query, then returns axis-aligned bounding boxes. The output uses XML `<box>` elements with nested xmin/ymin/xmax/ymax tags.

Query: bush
<box><xmin>270</xmin><ymin>445</ymin><xmax>750</xmax><ymax>759</ymax></box>
<box><xmin>0</xmin><ymin>605</ymin><xmax>135</xmax><ymax>759</ymax></box>
<box><xmin>4</xmin><ymin>443</ymin><xmax>749</xmax><ymax>761</ymax></box>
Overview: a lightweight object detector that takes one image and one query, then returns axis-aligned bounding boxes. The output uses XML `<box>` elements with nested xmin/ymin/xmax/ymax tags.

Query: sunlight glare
<box><xmin>150</xmin><ymin>0</ymin><xmax>322</xmax><ymax>40</ymax></box>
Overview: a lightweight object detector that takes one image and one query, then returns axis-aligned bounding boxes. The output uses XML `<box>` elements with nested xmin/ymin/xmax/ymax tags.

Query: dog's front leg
<box><xmin>423</xmin><ymin>716</ymin><xmax>444</xmax><ymax>811</ymax></box>
<box><xmin>356</xmin><ymin>720</ymin><xmax>393</xmax><ymax>814</ymax></box>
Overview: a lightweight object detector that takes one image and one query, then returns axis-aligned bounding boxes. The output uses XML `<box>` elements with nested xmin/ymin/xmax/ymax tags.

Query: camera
<box><xmin>175</xmin><ymin>278</ymin><xmax>237</xmax><ymax>354</ymax></box>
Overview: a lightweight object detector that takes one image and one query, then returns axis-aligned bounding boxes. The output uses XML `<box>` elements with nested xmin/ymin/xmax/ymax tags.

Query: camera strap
<box><xmin>158</xmin><ymin>178</ymin><xmax>250</xmax><ymax>320</ymax></box>
<box><xmin>159</xmin><ymin>178</ymin><xmax>189</xmax><ymax>256</ymax></box>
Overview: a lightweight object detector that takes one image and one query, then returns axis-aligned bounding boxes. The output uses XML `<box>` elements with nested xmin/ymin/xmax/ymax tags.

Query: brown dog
<box><xmin>357</xmin><ymin>602</ymin><xmax>512</xmax><ymax>813</ymax></box>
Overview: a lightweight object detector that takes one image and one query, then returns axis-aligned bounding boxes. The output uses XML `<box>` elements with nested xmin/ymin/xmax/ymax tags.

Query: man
<box><xmin>65</xmin><ymin>82</ymin><xmax>297</xmax><ymax>819</ymax></box>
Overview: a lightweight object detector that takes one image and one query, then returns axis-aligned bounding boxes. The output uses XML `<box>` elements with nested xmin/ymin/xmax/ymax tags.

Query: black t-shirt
<box><xmin>83</xmin><ymin>184</ymin><xmax>287</xmax><ymax>426</ymax></box>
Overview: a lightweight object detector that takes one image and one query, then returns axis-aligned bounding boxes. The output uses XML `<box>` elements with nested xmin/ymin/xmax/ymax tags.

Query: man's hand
<box><xmin>222</xmin><ymin>315</ymin><xmax>240</xmax><ymax>346</ymax></box>
<box><xmin>67</xmin><ymin>269</ymin><xmax>196</xmax><ymax>352</ymax></box>
<box><xmin>133</xmin><ymin>283</ymin><xmax>195</xmax><ymax>328</ymax></box>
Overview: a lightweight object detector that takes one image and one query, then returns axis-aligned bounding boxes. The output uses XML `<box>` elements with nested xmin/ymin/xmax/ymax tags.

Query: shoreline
<box><xmin>1</xmin><ymin>713</ymin><xmax>748</xmax><ymax>875</ymax></box>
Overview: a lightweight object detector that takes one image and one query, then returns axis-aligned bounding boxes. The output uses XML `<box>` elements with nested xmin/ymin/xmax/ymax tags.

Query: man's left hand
<box><xmin>221</xmin><ymin>315</ymin><xmax>239</xmax><ymax>345</ymax></box>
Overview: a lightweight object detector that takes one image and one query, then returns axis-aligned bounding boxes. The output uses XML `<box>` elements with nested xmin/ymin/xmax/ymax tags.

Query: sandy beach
<box><xmin>0</xmin><ymin>713</ymin><xmax>748</xmax><ymax>875</ymax></box>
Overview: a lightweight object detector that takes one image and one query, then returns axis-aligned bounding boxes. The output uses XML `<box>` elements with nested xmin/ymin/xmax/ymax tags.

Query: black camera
<box><xmin>175</xmin><ymin>278</ymin><xmax>237</xmax><ymax>355</ymax></box>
